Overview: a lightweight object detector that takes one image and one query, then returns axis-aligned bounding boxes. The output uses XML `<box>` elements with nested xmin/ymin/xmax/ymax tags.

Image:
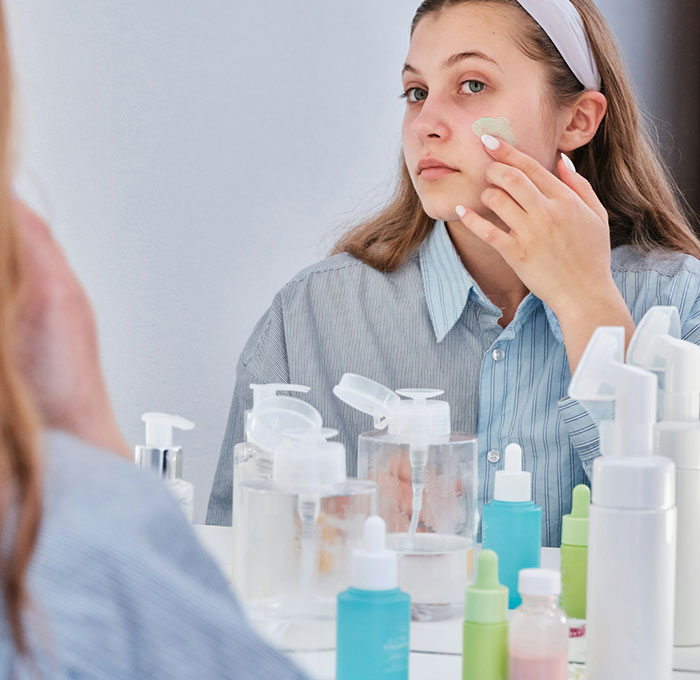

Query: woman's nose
<box><xmin>410</xmin><ymin>96</ymin><xmax>451</xmax><ymax>140</ymax></box>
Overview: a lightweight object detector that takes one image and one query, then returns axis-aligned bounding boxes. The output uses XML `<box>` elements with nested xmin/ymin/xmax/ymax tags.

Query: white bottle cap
<box><xmin>333</xmin><ymin>373</ymin><xmax>402</xmax><ymax>429</ymax></box>
<box><xmin>493</xmin><ymin>443</ymin><xmax>532</xmax><ymax>502</ymax></box>
<box><xmin>333</xmin><ymin>373</ymin><xmax>451</xmax><ymax>438</ymax></box>
<box><xmin>391</xmin><ymin>389</ymin><xmax>451</xmax><ymax>439</ymax></box>
<box><xmin>518</xmin><ymin>568</ymin><xmax>561</xmax><ymax>597</ymax></box>
<box><xmin>570</xmin><ymin>327</ymin><xmax>675</xmax><ymax>510</ymax></box>
<box><xmin>627</xmin><ymin>306</ymin><xmax>700</xmax><ymax>421</ymax></box>
<box><xmin>141</xmin><ymin>412</ymin><xmax>194</xmax><ymax>449</ymax></box>
<box><xmin>351</xmin><ymin>516</ymin><xmax>398</xmax><ymax>590</ymax></box>
<box><xmin>250</xmin><ymin>383</ymin><xmax>311</xmax><ymax>407</ymax></box>
<box><xmin>273</xmin><ymin>428</ymin><xmax>346</xmax><ymax>492</ymax></box>
<box><xmin>247</xmin><ymin>396</ymin><xmax>322</xmax><ymax>451</ymax></box>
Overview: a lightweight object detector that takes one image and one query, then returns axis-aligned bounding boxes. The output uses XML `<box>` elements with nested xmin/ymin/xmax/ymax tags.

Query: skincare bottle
<box><xmin>334</xmin><ymin>373</ymin><xmax>478</xmax><ymax>621</ymax></box>
<box><xmin>508</xmin><ymin>569</ymin><xmax>568</xmax><ymax>680</ymax></box>
<box><xmin>482</xmin><ymin>443</ymin><xmax>542</xmax><ymax>609</ymax></box>
<box><xmin>233</xmin><ymin>383</ymin><xmax>316</xmax><ymax>489</ymax></box>
<box><xmin>560</xmin><ymin>484</ymin><xmax>590</xmax><ymax>663</ymax></box>
<box><xmin>462</xmin><ymin>549</ymin><xmax>508</xmax><ymax>680</ymax></box>
<box><xmin>135</xmin><ymin>412</ymin><xmax>195</xmax><ymax>522</ymax></box>
<box><xmin>336</xmin><ymin>516</ymin><xmax>410</xmax><ymax>680</ymax></box>
<box><xmin>569</xmin><ymin>326</ymin><xmax>676</xmax><ymax>680</ymax></box>
<box><xmin>627</xmin><ymin>306</ymin><xmax>700</xmax><ymax>646</ymax></box>
<box><xmin>237</xmin><ymin>428</ymin><xmax>377</xmax><ymax>652</ymax></box>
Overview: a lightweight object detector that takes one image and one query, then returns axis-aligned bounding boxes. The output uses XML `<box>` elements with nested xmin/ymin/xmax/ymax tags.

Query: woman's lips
<box><xmin>417</xmin><ymin>158</ymin><xmax>459</xmax><ymax>179</ymax></box>
<box><xmin>418</xmin><ymin>166</ymin><xmax>459</xmax><ymax>179</ymax></box>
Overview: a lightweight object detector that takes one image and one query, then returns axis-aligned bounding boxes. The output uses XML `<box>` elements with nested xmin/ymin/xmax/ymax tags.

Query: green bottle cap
<box><xmin>464</xmin><ymin>550</ymin><xmax>508</xmax><ymax>624</ymax></box>
<box><xmin>561</xmin><ymin>484</ymin><xmax>591</xmax><ymax>547</ymax></box>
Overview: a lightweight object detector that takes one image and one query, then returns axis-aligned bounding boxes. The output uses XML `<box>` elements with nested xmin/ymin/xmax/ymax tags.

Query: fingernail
<box><xmin>481</xmin><ymin>134</ymin><xmax>500</xmax><ymax>151</ymax></box>
<box><xmin>456</xmin><ymin>205</ymin><xmax>467</xmax><ymax>217</ymax></box>
<box><xmin>561</xmin><ymin>153</ymin><xmax>576</xmax><ymax>173</ymax></box>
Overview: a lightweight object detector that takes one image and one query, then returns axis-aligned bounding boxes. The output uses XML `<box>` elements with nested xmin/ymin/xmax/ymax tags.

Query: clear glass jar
<box><xmin>358</xmin><ymin>430</ymin><xmax>478</xmax><ymax>621</ymax></box>
<box><xmin>236</xmin><ymin>477</ymin><xmax>377</xmax><ymax>651</ymax></box>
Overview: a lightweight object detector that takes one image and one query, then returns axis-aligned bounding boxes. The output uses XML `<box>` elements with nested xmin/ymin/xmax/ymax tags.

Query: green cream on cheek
<box><xmin>471</xmin><ymin>117</ymin><xmax>517</xmax><ymax>146</ymax></box>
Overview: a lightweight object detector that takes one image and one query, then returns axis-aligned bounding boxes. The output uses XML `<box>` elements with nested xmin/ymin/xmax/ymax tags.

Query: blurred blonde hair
<box><xmin>0</xmin><ymin>3</ymin><xmax>42</xmax><ymax>656</ymax></box>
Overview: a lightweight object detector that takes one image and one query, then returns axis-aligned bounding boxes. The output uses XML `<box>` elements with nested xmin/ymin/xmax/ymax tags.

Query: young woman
<box><xmin>0</xmin><ymin>7</ymin><xmax>307</xmax><ymax>679</ymax></box>
<box><xmin>208</xmin><ymin>0</ymin><xmax>700</xmax><ymax>547</ymax></box>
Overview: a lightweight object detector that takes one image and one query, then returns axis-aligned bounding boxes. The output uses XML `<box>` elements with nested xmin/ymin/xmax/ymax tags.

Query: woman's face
<box><xmin>402</xmin><ymin>3</ymin><xmax>564</xmax><ymax>223</ymax></box>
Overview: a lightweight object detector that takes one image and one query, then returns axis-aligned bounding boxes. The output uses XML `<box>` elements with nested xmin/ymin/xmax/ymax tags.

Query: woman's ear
<box><xmin>558</xmin><ymin>91</ymin><xmax>608</xmax><ymax>152</ymax></box>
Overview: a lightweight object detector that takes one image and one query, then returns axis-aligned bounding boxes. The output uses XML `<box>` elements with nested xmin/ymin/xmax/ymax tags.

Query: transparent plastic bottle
<box><xmin>135</xmin><ymin>412</ymin><xmax>195</xmax><ymax>522</ymax></box>
<box><xmin>233</xmin><ymin>383</ymin><xmax>318</xmax><ymax>503</ymax></box>
<box><xmin>237</xmin><ymin>428</ymin><xmax>377</xmax><ymax>653</ymax></box>
<box><xmin>334</xmin><ymin>373</ymin><xmax>478</xmax><ymax>622</ymax></box>
<box><xmin>508</xmin><ymin>569</ymin><xmax>568</xmax><ymax>680</ymax></box>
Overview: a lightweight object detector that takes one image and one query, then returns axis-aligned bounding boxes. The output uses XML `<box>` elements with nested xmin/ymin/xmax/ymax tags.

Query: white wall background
<box><xmin>3</xmin><ymin>0</ymin><xmax>683</xmax><ymax>522</ymax></box>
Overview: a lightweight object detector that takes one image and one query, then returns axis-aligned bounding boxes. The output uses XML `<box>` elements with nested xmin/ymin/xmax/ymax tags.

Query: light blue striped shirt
<box><xmin>208</xmin><ymin>220</ymin><xmax>700</xmax><ymax>546</ymax></box>
<box><xmin>2</xmin><ymin>431</ymin><xmax>307</xmax><ymax>680</ymax></box>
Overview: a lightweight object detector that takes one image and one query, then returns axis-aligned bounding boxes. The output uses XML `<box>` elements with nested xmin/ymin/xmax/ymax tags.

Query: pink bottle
<box><xmin>508</xmin><ymin>569</ymin><xmax>568</xmax><ymax>680</ymax></box>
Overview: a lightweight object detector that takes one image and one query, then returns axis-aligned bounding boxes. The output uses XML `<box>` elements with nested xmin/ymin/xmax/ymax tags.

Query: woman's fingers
<box><xmin>455</xmin><ymin>204</ymin><xmax>515</xmax><ymax>257</ymax></box>
<box><xmin>557</xmin><ymin>154</ymin><xmax>609</xmax><ymax>223</ymax></box>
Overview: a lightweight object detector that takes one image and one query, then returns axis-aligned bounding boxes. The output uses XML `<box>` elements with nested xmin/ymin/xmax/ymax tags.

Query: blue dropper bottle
<box><xmin>336</xmin><ymin>516</ymin><xmax>411</xmax><ymax>680</ymax></box>
<box><xmin>482</xmin><ymin>443</ymin><xmax>542</xmax><ymax>608</ymax></box>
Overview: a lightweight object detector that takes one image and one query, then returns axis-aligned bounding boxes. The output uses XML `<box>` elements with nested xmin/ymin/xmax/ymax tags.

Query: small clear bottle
<box><xmin>135</xmin><ymin>412</ymin><xmax>195</xmax><ymax>522</ymax></box>
<box><xmin>508</xmin><ymin>569</ymin><xmax>568</xmax><ymax>680</ymax></box>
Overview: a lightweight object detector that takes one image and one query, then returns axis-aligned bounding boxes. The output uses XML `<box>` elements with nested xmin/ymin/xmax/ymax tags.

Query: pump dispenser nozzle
<box><xmin>627</xmin><ymin>306</ymin><xmax>700</xmax><ymax>421</ymax></box>
<box><xmin>250</xmin><ymin>383</ymin><xmax>311</xmax><ymax>407</ymax></box>
<box><xmin>142</xmin><ymin>412</ymin><xmax>194</xmax><ymax>449</ymax></box>
<box><xmin>569</xmin><ymin>326</ymin><xmax>673</xmax><ymax>511</ymax></box>
<box><xmin>569</xmin><ymin>326</ymin><xmax>657</xmax><ymax>461</ymax></box>
<box><xmin>136</xmin><ymin>412</ymin><xmax>195</xmax><ymax>480</ymax></box>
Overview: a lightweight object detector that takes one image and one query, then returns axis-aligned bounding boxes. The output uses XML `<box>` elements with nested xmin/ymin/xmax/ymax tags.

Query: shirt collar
<box><xmin>419</xmin><ymin>220</ymin><xmax>564</xmax><ymax>344</ymax></box>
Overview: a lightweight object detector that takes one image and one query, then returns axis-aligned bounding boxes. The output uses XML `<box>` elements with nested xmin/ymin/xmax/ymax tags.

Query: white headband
<box><xmin>516</xmin><ymin>0</ymin><xmax>602</xmax><ymax>91</ymax></box>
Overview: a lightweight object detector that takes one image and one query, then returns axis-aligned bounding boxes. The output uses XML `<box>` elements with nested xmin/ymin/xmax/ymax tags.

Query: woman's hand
<box><xmin>456</xmin><ymin>134</ymin><xmax>616</xmax><ymax>316</ymax></box>
<box><xmin>455</xmin><ymin>135</ymin><xmax>635</xmax><ymax>372</ymax></box>
<box><xmin>14</xmin><ymin>200</ymin><xmax>131</xmax><ymax>458</ymax></box>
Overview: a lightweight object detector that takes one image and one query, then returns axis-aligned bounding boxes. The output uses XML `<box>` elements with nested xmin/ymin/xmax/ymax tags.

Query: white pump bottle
<box><xmin>569</xmin><ymin>326</ymin><xmax>676</xmax><ymax>680</ymax></box>
<box><xmin>135</xmin><ymin>412</ymin><xmax>196</xmax><ymax>522</ymax></box>
<box><xmin>627</xmin><ymin>306</ymin><xmax>700</xmax><ymax>646</ymax></box>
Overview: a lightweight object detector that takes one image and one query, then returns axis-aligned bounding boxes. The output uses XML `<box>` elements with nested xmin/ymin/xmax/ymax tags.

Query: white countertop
<box><xmin>193</xmin><ymin>524</ymin><xmax>700</xmax><ymax>679</ymax></box>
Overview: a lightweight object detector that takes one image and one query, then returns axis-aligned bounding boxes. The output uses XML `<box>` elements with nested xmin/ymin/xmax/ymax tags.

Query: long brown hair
<box><xmin>333</xmin><ymin>0</ymin><xmax>700</xmax><ymax>270</ymax></box>
<box><xmin>0</xmin><ymin>4</ymin><xmax>43</xmax><ymax>656</ymax></box>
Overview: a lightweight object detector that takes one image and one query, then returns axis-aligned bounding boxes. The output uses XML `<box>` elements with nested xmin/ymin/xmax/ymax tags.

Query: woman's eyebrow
<box><xmin>403</xmin><ymin>50</ymin><xmax>502</xmax><ymax>75</ymax></box>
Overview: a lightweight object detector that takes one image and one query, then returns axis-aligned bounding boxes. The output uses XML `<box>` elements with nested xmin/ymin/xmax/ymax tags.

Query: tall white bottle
<box><xmin>627</xmin><ymin>306</ymin><xmax>700</xmax><ymax>646</ymax></box>
<box><xmin>569</xmin><ymin>326</ymin><xmax>676</xmax><ymax>680</ymax></box>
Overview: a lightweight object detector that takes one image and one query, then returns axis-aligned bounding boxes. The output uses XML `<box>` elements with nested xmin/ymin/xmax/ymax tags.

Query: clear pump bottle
<box><xmin>627</xmin><ymin>306</ymin><xmax>700</xmax><ymax>647</ymax></box>
<box><xmin>233</xmin><ymin>383</ymin><xmax>317</xmax><ymax>493</ymax></box>
<box><xmin>569</xmin><ymin>326</ymin><xmax>676</xmax><ymax>680</ymax></box>
<box><xmin>482</xmin><ymin>443</ymin><xmax>542</xmax><ymax>609</ymax></box>
<box><xmin>237</xmin><ymin>427</ymin><xmax>377</xmax><ymax>653</ymax></box>
<box><xmin>508</xmin><ymin>569</ymin><xmax>568</xmax><ymax>680</ymax></box>
<box><xmin>333</xmin><ymin>373</ymin><xmax>478</xmax><ymax>621</ymax></box>
<box><xmin>135</xmin><ymin>412</ymin><xmax>195</xmax><ymax>522</ymax></box>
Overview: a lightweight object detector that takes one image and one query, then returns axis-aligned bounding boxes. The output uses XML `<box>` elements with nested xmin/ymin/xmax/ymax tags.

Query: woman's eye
<box><xmin>401</xmin><ymin>87</ymin><xmax>428</xmax><ymax>103</ymax></box>
<box><xmin>460</xmin><ymin>80</ymin><xmax>486</xmax><ymax>94</ymax></box>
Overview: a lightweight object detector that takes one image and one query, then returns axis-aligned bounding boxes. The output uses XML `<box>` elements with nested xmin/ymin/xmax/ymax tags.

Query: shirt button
<box><xmin>492</xmin><ymin>348</ymin><xmax>505</xmax><ymax>362</ymax></box>
<box><xmin>487</xmin><ymin>449</ymin><xmax>501</xmax><ymax>464</ymax></box>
